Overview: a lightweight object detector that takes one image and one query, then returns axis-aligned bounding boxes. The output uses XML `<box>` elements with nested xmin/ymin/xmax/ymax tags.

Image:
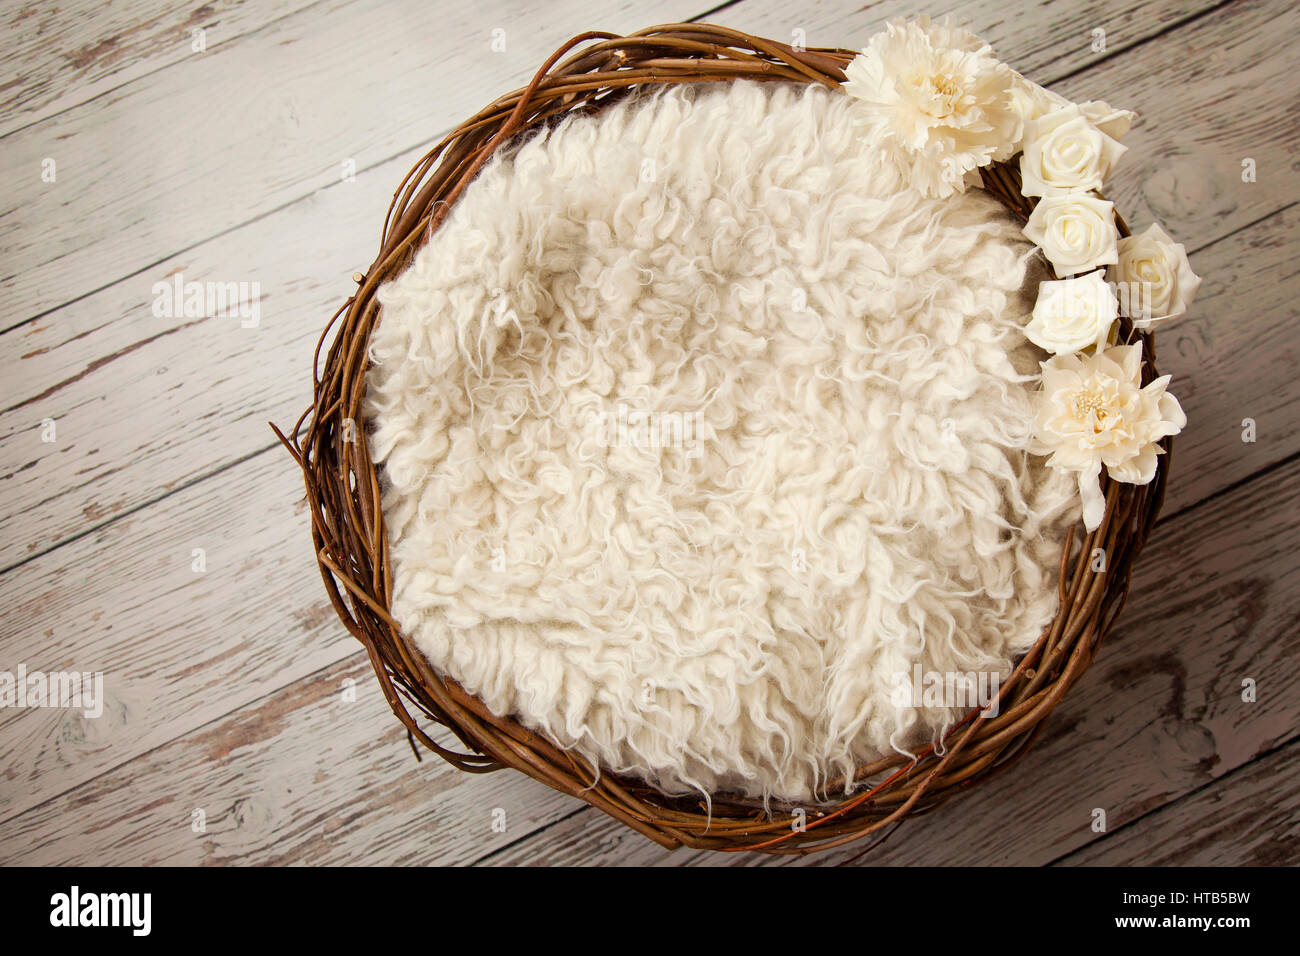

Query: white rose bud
<box><xmin>996</xmin><ymin>75</ymin><xmax>1135</xmax><ymax>159</ymax></box>
<box><xmin>1108</xmin><ymin>222</ymin><xmax>1203</xmax><ymax>327</ymax></box>
<box><xmin>995</xmin><ymin>75</ymin><xmax>1067</xmax><ymax>160</ymax></box>
<box><xmin>1023</xmin><ymin>193</ymin><xmax>1119</xmax><ymax>276</ymax></box>
<box><xmin>1025</xmin><ymin>271</ymin><xmax>1118</xmax><ymax>354</ymax></box>
<box><xmin>1075</xmin><ymin>100</ymin><xmax>1137</xmax><ymax>140</ymax></box>
<box><xmin>1010</xmin><ymin>76</ymin><xmax>1068</xmax><ymax>122</ymax></box>
<box><xmin>1020</xmin><ymin>105</ymin><xmax>1127</xmax><ymax>197</ymax></box>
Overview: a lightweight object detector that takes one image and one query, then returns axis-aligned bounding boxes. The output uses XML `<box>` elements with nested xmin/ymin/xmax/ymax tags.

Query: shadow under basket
<box><xmin>275</xmin><ymin>23</ymin><xmax>1170</xmax><ymax>857</ymax></box>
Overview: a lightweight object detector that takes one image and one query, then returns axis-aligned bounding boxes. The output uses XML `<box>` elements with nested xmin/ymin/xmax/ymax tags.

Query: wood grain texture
<box><xmin>0</xmin><ymin>136</ymin><xmax>426</xmax><ymax>572</ymax></box>
<box><xmin>711</xmin><ymin>0</ymin><xmax>1225</xmax><ymax>80</ymax></box>
<box><xmin>0</xmin><ymin>450</ymin><xmax>358</xmax><ymax>823</ymax></box>
<box><xmin>479</xmin><ymin>455</ymin><xmax>1300</xmax><ymax>865</ymax></box>
<box><xmin>1050</xmin><ymin>0</ymin><xmax>1300</xmax><ymax>283</ymax></box>
<box><xmin>4</xmin><ymin>0</ymin><xmax>1293</xmax><ymax>571</ymax></box>
<box><xmin>0</xmin><ymin>654</ymin><xmax>578</xmax><ymax>865</ymax></box>
<box><xmin>1151</xmin><ymin>205</ymin><xmax>1299</xmax><ymax>514</ymax></box>
<box><xmin>0</xmin><ymin>0</ymin><xmax>716</xmax><ymax>326</ymax></box>
<box><xmin>0</xmin><ymin>0</ymin><xmax>323</xmax><ymax>138</ymax></box>
<box><xmin>0</xmin><ymin>0</ymin><xmax>1294</xmax><ymax>866</ymax></box>
<box><xmin>1060</xmin><ymin>739</ymin><xmax>1300</xmax><ymax>866</ymax></box>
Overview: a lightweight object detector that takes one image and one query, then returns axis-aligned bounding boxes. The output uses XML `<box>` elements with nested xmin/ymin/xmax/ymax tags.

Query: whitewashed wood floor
<box><xmin>1</xmin><ymin>0</ymin><xmax>1296</xmax><ymax>867</ymax></box>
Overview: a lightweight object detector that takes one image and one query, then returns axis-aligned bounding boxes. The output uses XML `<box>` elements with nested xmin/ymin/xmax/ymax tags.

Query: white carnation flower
<box><xmin>843</xmin><ymin>16</ymin><xmax>1019</xmax><ymax>198</ymax></box>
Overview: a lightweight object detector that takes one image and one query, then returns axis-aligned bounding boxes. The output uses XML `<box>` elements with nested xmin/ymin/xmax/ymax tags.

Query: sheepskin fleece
<box><xmin>365</xmin><ymin>79</ymin><xmax>1077</xmax><ymax>803</ymax></box>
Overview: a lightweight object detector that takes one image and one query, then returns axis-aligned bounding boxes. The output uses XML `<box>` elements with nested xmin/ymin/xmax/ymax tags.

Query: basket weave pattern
<box><xmin>277</xmin><ymin>24</ymin><xmax>1169</xmax><ymax>855</ymax></box>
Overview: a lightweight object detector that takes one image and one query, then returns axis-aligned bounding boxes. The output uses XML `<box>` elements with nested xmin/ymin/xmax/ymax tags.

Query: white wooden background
<box><xmin>1</xmin><ymin>0</ymin><xmax>1297</xmax><ymax>866</ymax></box>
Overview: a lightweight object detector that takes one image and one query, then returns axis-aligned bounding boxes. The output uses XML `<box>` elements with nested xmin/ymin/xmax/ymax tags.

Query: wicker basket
<box><xmin>276</xmin><ymin>24</ymin><xmax>1169</xmax><ymax>856</ymax></box>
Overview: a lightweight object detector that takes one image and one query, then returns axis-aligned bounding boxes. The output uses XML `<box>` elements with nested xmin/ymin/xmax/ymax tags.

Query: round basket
<box><xmin>277</xmin><ymin>23</ymin><xmax>1170</xmax><ymax>856</ymax></box>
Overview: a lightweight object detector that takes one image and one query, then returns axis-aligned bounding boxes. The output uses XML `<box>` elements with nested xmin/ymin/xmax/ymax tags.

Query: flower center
<box><xmin>1072</xmin><ymin>387</ymin><xmax>1113</xmax><ymax>432</ymax></box>
<box><xmin>931</xmin><ymin>74</ymin><xmax>958</xmax><ymax>98</ymax></box>
<box><xmin>917</xmin><ymin>72</ymin><xmax>961</xmax><ymax>117</ymax></box>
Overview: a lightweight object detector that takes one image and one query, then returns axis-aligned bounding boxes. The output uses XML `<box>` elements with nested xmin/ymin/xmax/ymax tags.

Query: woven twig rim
<box><xmin>276</xmin><ymin>23</ymin><xmax>1169</xmax><ymax>855</ymax></box>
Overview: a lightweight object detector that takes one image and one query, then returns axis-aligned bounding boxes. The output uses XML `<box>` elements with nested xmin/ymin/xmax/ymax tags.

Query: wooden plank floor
<box><xmin>1</xmin><ymin>0</ymin><xmax>1295</xmax><ymax>866</ymax></box>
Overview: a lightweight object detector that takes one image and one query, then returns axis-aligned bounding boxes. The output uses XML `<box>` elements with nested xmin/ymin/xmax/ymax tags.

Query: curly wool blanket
<box><xmin>365</xmin><ymin>79</ymin><xmax>1076</xmax><ymax>803</ymax></box>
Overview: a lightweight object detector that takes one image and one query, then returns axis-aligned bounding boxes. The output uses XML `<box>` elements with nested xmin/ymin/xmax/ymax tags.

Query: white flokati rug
<box><xmin>365</xmin><ymin>79</ymin><xmax>1077</xmax><ymax>804</ymax></box>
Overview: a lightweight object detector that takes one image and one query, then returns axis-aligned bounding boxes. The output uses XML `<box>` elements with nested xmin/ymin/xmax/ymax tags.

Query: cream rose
<box><xmin>1020</xmin><ymin>105</ymin><xmax>1127</xmax><ymax>197</ymax></box>
<box><xmin>1025</xmin><ymin>271</ymin><xmax>1118</xmax><ymax>354</ymax></box>
<box><xmin>1108</xmin><ymin>222</ymin><xmax>1203</xmax><ymax>327</ymax></box>
<box><xmin>996</xmin><ymin>73</ymin><xmax>1136</xmax><ymax>159</ymax></box>
<box><xmin>1076</xmin><ymin>100</ymin><xmax>1137</xmax><ymax>140</ymax></box>
<box><xmin>1023</xmin><ymin>193</ymin><xmax>1118</xmax><ymax>276</ymax></box>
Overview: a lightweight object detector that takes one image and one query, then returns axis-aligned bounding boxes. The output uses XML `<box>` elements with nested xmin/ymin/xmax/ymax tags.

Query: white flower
<box><xmin>1025</xmin><ymin>271</ymin><xmax>1118</xmax><ymax>354</ymax></box>
<box><xmin>999</xmin><ymin>73</ymin><xmax>1136</xmax><ymax>157</ymax></box>
<box><xmin>998</xmin><ymin>74</ymin><xmax>1066</xmax><ymax>158</ymax></box>
<box><xmin>844</xmin><ymin>16</ymin><xmax>1019</xmax><ymax>198</ymax></box>
<box><xmin>1009</xmin><ymin>75</ymin><xmax>1067</xmax><ymax>122</ymax></box>
<box><xmin>1020</xmin><ymin>105</ymin><xmax>1127</xmax><ymax>197</ymax></box>
<box><xmin>1108</xmin><ymin>222</ymin><xmax>1203</xmax><ymax>327</ymax></box>
<box><xmin>1030</xmin><ymin>344</ymin><xmax>1185</xmax><ymax>530</ymax></box>
<box><xmin>1023</xmin><ymin>193</ymin><xmax>1119</xmax><ymax>276</ymax></box>
<box><xmin>1076</xmin><ymin>100</ymin><xmax>1137</xmax><ymax>140</ymax></box>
